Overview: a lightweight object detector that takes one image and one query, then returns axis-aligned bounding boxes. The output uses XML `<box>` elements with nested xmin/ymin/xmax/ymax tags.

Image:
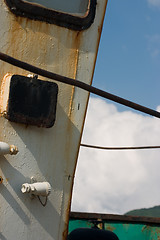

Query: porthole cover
<box><xmin>5</xmin><ymin>0</ymin><xmax>96</xmax><ymax>30</ymax></box>
<box><xmin>5</xmin><ymin>75</ymin><xmax>58</xmax><ymax>128</ymax></box>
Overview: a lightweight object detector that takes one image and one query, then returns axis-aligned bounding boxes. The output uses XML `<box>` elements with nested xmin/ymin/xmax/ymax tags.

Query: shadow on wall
<box><xmin>0</xmin><ymin>102</ymin><xmax>80</xmax><ymax>239</ymax></box>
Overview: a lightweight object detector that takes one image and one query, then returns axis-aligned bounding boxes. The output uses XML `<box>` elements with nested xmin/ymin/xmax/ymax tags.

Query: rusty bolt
<box><xmin>0</xmin><ymin>176</ymin><xmax>3</xmax><ymax>184</ymax></box>
<box><xmin>10</xmin><ymin>145</ymin><xmax>18</xmax><ymax>155</ymax></box>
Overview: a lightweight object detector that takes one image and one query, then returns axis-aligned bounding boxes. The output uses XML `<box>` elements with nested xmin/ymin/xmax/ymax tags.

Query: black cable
<box><xmin>37</xmin><ymin>196</ymin><xmax>48</xmax><ymax>207</ymax></box>
<box><xmin>80</xmin><ymin>143</ymin><xmax>160</xmax><ymax>150</ymax></box>
<box><xmin>0</xmin><ymin>52</ymin><xmax>159</xmax><ymax>118</ymax></box>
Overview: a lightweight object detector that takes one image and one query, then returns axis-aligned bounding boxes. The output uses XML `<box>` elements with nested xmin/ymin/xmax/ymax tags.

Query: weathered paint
<box><xmin>0</xmin><ymin>0</ymin><xmax>108</xmax><ymax>240</ymax></box>
<box><xmin>69</xmin><ymin>213</ymin><xmax>160</xmax><ymax>240</ymax></box>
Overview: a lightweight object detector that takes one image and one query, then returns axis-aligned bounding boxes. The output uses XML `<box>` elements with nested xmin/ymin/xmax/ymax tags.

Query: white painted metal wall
<box><xmin>0</xmin><ymin>0</ymin><xmax>108</xmax><ymax>239</ymax></box>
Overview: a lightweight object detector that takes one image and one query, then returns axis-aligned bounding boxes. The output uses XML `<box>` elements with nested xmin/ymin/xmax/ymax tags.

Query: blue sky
<box><xmin>72</xmin><ymin>0</ymin><xmax>160</xmax><ymax>215</ymax></box>
<box><xmin>93</xmin><ymin>0</ymin><xmax>160</xmax><ymax>112</ymax></box>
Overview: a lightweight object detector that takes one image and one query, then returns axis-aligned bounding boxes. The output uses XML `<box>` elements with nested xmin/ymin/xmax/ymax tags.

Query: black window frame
<box><xmin>5</xmin><ymin>0</ymin><xmax>97</xmax><ymax>31</ymax></box>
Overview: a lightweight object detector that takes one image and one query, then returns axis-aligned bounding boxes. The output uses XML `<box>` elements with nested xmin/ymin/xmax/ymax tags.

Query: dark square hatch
<box><xmin>6</xmin><ymin>75</ymin><xmax>58</xmax><ymax>128</ymax></box>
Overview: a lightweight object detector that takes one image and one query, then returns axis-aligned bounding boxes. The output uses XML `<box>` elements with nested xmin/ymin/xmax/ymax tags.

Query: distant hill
<box><xmin>125</xmin><ymin>205</ymin><xmax>160</xmax><ymax>217</ymax></box>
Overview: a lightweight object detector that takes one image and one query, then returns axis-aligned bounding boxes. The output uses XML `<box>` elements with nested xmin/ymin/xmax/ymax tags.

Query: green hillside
<box><xmin>125</xmin><ymin>205</ymin><xmax>160</xmax><ymax>217</ymax></box>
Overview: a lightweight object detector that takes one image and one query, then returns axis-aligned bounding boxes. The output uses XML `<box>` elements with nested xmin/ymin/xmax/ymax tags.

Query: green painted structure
<box><xmin>69</xmin><ymin>212</ymin><xmax>160</xmax><ymax>240</ymax></box>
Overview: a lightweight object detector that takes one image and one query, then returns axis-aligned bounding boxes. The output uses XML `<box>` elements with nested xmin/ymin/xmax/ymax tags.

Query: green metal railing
<box><xmin>69</xmin><ymin>212</ymin><xmax>160</xmax><ymax>240</ymax></box>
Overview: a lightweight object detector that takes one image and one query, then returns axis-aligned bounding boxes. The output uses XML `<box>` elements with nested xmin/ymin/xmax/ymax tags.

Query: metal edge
<box><xmin>70</xmin><ymin>212</ymin><xmax>160</xmax><ymax>226</ymax></box>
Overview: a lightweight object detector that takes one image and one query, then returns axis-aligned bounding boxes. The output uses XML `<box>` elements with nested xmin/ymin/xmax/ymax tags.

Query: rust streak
<box><xmin>62</xmin><ymin>185</ymin><xmax>73</xmax><ymax>240</ymax></box>
<box><xmin>0</xmin><ymin>73</ymin><xmax>12</xmax><ymax>114</ymax></box>
<box><xmin>106</xmin><ymin>225</ymin><xmax>116</xmax><ymax>232</ymax></box>
<box><xmin>68</xmin><ymin>31</ymin><xmax>81</xmax><ymax>118</ymax></box>
<box><xmin>5</xmin><ymin>15</ymin><xmax>51</xmax><ymax>76</ymax></box>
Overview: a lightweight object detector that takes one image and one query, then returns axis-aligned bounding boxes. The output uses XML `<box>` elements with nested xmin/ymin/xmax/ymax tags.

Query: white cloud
<box><xmin>148</xmin><ymin>0</ymin><xmax>160</xmax><ymax>7</ymax></box>
<box><xmin>71</xmin><ymin>97</ymin><xmax>160</xmax><ymax>214</ymax></box>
